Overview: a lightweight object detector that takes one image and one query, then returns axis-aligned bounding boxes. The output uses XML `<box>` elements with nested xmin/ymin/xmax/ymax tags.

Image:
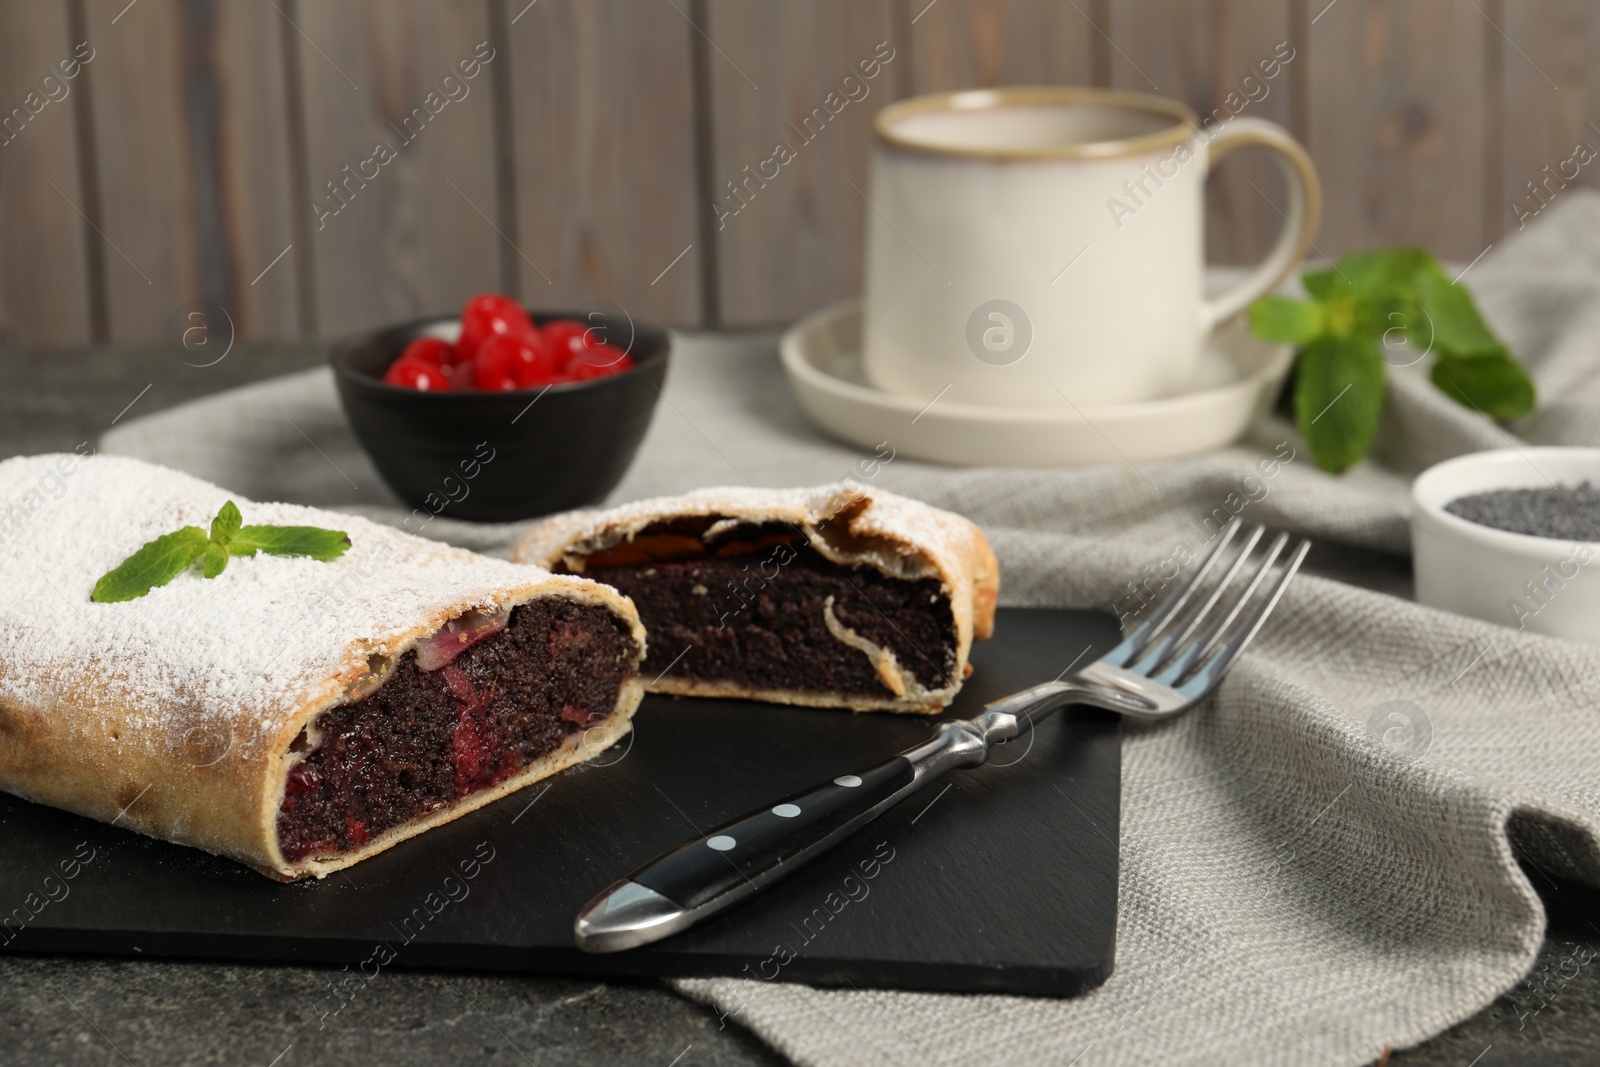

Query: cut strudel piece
<box><xmin>512</xmin><ymin>484</ymin><xmax>998</xmax><ymax>713</ymax></box>
<box><xmin>0</xmin><ymin>454</ymin><xmax>645</xmax><ymax>880</ymax></box>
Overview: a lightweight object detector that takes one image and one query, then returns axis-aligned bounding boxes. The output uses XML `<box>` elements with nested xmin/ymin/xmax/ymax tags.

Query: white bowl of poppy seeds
<box><xmin>1412</xmin><ymin>447</ymin><xmax>1600</xmax><ymax>643</ymax></box>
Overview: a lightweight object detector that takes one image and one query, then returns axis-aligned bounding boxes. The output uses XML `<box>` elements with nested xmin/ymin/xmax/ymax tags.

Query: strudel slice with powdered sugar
<box><xmin>0</xmin><ymin>454</ymin><xmax>645</xmax><ymax>880</ymax></box>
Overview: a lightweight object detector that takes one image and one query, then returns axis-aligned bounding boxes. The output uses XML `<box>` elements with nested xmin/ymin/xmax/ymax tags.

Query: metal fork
<box><xmin>574</xmin><ymin>517</ymin><xmax>1310</xmax><ymax>952</ymax></box>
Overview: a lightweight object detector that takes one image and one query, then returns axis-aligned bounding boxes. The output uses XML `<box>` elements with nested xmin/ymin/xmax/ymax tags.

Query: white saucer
<box><xmin>780</xmin><ymin>301</ymin><xmax>1293</xmax><ymax>468</ymax></box>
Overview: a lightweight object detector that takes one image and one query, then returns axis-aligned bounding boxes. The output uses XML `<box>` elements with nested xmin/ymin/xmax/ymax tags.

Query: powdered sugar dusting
<box><xmin>813</xmin><ymin>484</ymin><xmax>981</xmax><ymax>579</ymax></box>
<box><xmin>0</xmin><ymin>454</ymin><xmax>563</xmax><ymax>746</ymax></box>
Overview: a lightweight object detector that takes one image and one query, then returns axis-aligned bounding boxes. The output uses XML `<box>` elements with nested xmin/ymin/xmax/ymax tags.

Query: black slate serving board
<box><xmin>0</xmin><ymin>608</ymin><xmax>1121</xmax><ymax>996</ymax></box>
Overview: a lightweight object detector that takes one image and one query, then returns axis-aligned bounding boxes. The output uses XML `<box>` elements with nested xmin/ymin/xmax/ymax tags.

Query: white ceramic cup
<box><xmin>862</xmin><ymin>87</ymin><xmax>1322</xmax><ymax>408</ymax></box>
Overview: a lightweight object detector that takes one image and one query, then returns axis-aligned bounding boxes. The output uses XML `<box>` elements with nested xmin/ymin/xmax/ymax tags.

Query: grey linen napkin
<box><xmin>101</xmin><ymin>195</ymin><xmax>1600</xmax><ymax>1066</ymax></box>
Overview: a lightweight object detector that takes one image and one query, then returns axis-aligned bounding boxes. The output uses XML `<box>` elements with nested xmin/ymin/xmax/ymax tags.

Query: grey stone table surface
<box><xmin>2</xmin><ymin>342</ymin><xmax>1598</xmax><ymax>1067</ymax></box>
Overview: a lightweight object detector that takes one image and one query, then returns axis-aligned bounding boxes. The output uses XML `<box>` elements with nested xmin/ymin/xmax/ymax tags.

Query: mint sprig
<box><xmin>91</xmin><ymin>501</ymin><xmax>349</xmax><ymax>603</ymax></box>
<box><xmin>1249</xmin><ymin>248</ymin><xmax>1536</xmax><ymax>473</ymax></box>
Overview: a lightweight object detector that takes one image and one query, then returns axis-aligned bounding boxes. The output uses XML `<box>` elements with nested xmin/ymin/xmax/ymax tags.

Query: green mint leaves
<box><xmin>1292</xmin><ymin>333</ymin><xmax>1385</xmax><ymax>475</ymax></box>
<box><xmin>90</xmin><ymin>527</ymin><xmax>211</xmax><ymax>603</ymax></box>
<box><xmin>1249</xmin><ymin>248</ymin><xmax>1536</xmax><ymax>473</ymax></box>
<box><xmin>91</xmin><ymin>501</ymin><xmax>349</xmax><ymax>603</ymax></box>
<box><xmin>226</xmin><ymin>525</ymin><xmax>352</xmax><ymax>561</ymax></box>
<box><xmin>210</xmin><ymin>499</ymin><xmax>242</xmax><ymax>542</ymax></box>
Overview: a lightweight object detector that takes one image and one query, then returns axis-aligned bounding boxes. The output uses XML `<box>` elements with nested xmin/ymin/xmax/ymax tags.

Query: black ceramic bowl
<box><xmin>331</xmin><ymin>309</ymin><xmax>669</xmax><ymax>522</ymax></box>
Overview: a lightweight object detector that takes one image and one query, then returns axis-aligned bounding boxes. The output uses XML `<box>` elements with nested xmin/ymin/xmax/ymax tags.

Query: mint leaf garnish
<box><xmin>1431</xmin><ymin>353</ymin><xmax>1536</xmax><ymax>419</ymax></box>
<box><xmin>1300</xmin><ymin>267</ymin><xmax>1342</xmax><ymax>301</ymax></box>
<box><xmin>91</xmin><ymin>527</ymin><xmax>209</xmax><ymax>603</ymax></box>
<box><xmin>1333</xmin><ymin>248</ymin><xmax>1433</xmax><ymax>303</ymax></box>
<box><xmin>1413</xmin><ymin>266</ymin><xmax>1503</xmax><ymax>359</ymax></box>
<box><xmin>1250</xmin><ymin>247</ymin><xmax>1536</xmax><ymax>472</ymax></box>
<box><xmin>210</xmin><ymin>499</ymin><xmax>242</xmax><ymax>545</ymax></box>
<box><xmin>230</xmin><ymin>525</ymin><xmax>350</xmax><ymax>562</ymax></box>
<box><xmin>1249</xmin><ymin>296</ymin><xmax>1323</xmax><ymax>345</ymax></box>
<box><xmin>91</xmin><ymin>502</ymin><xmax>349</xmax><ymax>602</ymax></box>
<box><xmin>202</xmin><ymin>540</ymin><xmax>230</xmax><ymax>579</ymax></box>
<box><xmin>1293</xmin><ymin>333</ymin><xmax>1385</xmax><ymax>474</ymax></box>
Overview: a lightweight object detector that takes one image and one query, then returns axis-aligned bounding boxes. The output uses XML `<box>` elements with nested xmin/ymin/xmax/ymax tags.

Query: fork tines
<box><xmin>1108</xmin><ymin>517</ymin><xmax>1310</xmax><ymax>698</ymax></box>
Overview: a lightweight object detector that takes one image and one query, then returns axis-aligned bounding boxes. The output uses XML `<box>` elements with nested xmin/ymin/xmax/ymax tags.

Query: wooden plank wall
<box><xmin>0</xmin><ymin>0</ymin><xmax>1585</xmax><ymax>345</ymax></box>
<box><xmin>0</xmin><ymin>2</ymin><xmax>94</xmax><ymax>345</ymax></box>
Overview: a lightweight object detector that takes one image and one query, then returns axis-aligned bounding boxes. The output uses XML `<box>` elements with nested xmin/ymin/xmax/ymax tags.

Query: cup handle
<box><xmin>1199</xmin><ymin>117</ymin><xmax>1323</xmax><ymax>332</ymax></box>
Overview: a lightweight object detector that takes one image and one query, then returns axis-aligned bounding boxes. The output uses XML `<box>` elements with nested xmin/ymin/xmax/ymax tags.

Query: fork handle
<box><xmin>632</xmin><ymin>752</ymin><xmax>918</xmax><ymax>908</ymax></box>
<box><xmin>573</xmin><ymin>715</ymin><xmax>1008</xmax><ymax>952</ymax></box>
<box><xmin>574</xmin><ymin>684</ymin><xmax>1094</xmax><ymax>952</ymax></box>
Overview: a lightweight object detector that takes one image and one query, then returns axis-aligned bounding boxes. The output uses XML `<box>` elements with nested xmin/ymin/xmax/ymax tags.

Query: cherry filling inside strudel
<box><xmin>568</xmin><ymin>520</ymin><xmax>958</xmax><ymax>699</ymax></box>
<box><xmin>277</xmin><ymin>598</ymin><xmax>637</xmax><ymax>862</ymax></box>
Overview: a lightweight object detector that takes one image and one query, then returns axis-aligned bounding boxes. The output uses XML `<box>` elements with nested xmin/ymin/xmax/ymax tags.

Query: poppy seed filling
<box><xmin>573</xmin><ymin>520</ymin><xmax>958</xmax><ymax>698</ymax></box>
<box><xmin>276</xmin><ymin>598</ymin><xmax>637</xmax><ymax>862</ymax></box>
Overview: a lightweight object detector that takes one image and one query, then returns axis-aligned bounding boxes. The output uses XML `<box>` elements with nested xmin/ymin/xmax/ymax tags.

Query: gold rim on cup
<box><xmin>873</xmin><ymin>86</ymin><xmax>1200</xmax><ymax>161</ymax></box>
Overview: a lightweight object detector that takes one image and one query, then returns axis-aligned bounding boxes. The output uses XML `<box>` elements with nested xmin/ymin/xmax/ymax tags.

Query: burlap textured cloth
<box><xmin>103</xmin><ymin>195</ymin><xmax>1600</xmax><ymax>1065</ymax></box>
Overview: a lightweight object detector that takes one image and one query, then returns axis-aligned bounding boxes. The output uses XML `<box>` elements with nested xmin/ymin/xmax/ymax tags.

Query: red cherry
<box><xmin>560</xmin><ymin>358</ymin><xmax>628</xmax><ymax>382</ymax></box>
<box><xmin>458</xmin><ymin>293</ymin><xmax>535</xmax><ymax>360</ymax></box>
<box><xmin>562</xmin><ymin>344</ymin><xmax>634</xmax><ymax>381</ymax></box>
<box><xmin>540</xmin><ymin>319</ymin><xmax>595</xmax><ymax>363</ymax></box>
<box><xmin>285</xmin><ymin>762</ymin><xmax>320</xmax><ymax>795</ymax></box>
<box><xmin>558</xmin><ymin>361</ymin><xmax>606</xmax><ymax>383</ymax></box>
<box><xmin>437</xmin><ymin>360</ymin><xmax>469</xmax><ymax>390</ymax></box>
<box><xmin>581</xmin><ymin>342</ymin><xmax>633</xmax><ymax>372</ymax></box>
<box><xmin>467</xmin><ymin>334</ymin><xmax>531</xmax><ymax>391</ymax></box>
<box><xmin>512</xmin><ymin>346</ymin><xmax>562</xmax><ymax>388</ymax></box>
<box><xmin>476</xmin><ymin>332</ymin><xmax>559</xmax><ymax>390</ymax></box>
<box><xmin>471</xmin><ymin>341</ymin><xmax>517</xmax><ymax>391</ymax></box>
<box><xmin>399</xmin><ymin>336</ymin><xmax>457</xmax><ymax>368</ymax></box>
<box><xmin>383</xmin><ymin>357</ymin><xmax>451</xmax><ymax>392</ymax></box>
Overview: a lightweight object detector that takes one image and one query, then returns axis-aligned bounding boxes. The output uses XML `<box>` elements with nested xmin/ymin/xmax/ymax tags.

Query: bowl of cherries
<box><xmin>331</xmin><ymin>293</ymin><xmax>669</xmax><ymax>521</ymax></box>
